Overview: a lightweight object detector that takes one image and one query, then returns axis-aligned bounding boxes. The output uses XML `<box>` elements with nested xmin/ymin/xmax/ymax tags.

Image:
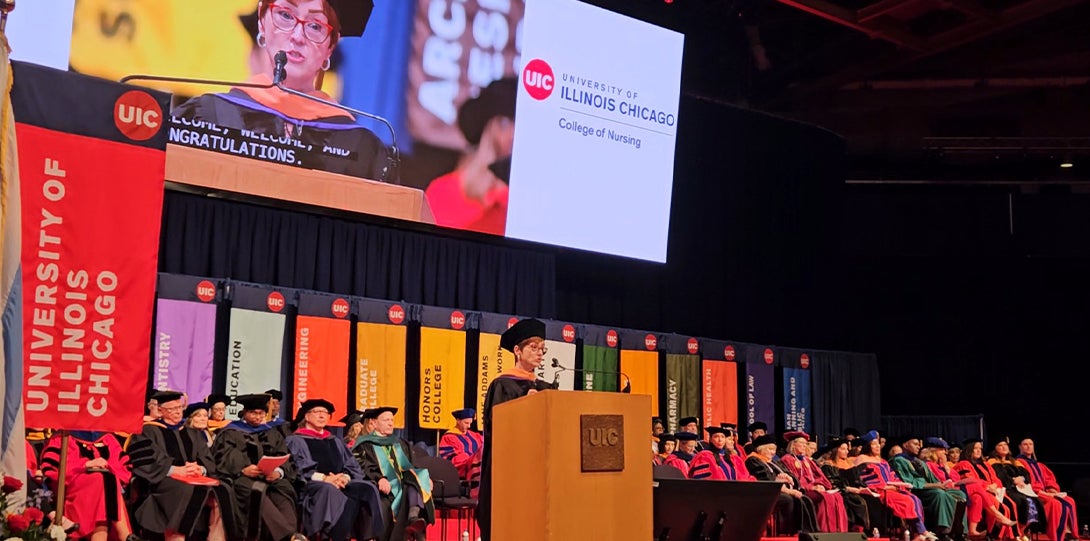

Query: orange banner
<box><xmin>356</xmin><ymin>322</ymin><xmax>407</xmax><ymax>428</ymax></box>
<box><xmin>620</xmin><ymin>349</ymin><xmax>659</xmax><ymax>417</ymax></box>
<box><xmin>293</xmin><ymin>315</ymin><xmax>351</xmax><ymax>418</ymax></box>
<box><xmin>702</xmin><ymin>360</ymin><xmax>738</xmax><ymax>428</ymax></box>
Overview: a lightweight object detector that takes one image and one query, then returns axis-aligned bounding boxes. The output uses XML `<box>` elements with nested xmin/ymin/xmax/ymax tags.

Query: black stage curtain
<box><xmin>881</xmin><ymin>414</ymin><xmax>985</xmax><ymax>446</ymax></box>
<box><xmin>810</xmin><ymin>350</ymin><xmax>882</xmax><ymax>442</ymax></box>
<box><xmin>159</xmin><ymin>191</ymin><xmax>557</xmax><ymax>316</ymax></box>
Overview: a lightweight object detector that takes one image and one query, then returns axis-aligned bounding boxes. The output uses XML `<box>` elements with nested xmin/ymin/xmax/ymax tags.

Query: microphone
<box><xmin>551</xmin><ymin>358</ymin><xmax>632</xmax><ymax>393</ymax></box>
<box><xmin>273</xmin><ymin>50</ymin><xmax>288</xmax><ymax>86</ymax></box>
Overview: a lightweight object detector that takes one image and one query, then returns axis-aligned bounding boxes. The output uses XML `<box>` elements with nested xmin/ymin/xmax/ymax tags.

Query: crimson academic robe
<box><xmin>438</xmin><ymin>427</ymin><xmax>483</xmax><ymax>492</ymax></box>
<box><xmin>40</xmin><ymin>432</ymin><xmax>133</xmax><ymax>539</ymax></box>
<box><xmin>663</xmin><ymin>451</ymin><xmax>694</xmax><ymax>478</ymax></box>
<box><xmin>690</xmin><ymin>449</ymin><xmax>754</xmax><ymax>481</ymax></box>
<box><xmin>782</xmin><ymin>453</ymin><xmax>849</xmax><ymax>532</ymax></box>
<box><xmin>952</xmin><ymin>459</ymin><xmax>1021</xmax><ymax>539</ymax></box>
<box><xmin>856</xmin><ymin>458</ymin><xmax>925</xmax><ymax>525</ymax></box>
<box><xmin>1017</xmin><ymin>455</ymin><xmax>1078</xmax><ymax>541</ymax></box>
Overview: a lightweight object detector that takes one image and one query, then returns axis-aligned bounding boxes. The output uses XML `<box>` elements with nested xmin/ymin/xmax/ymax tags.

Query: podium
<box><xmin>491</xmin><ymin>390</ymin><xmax>652</xmax><ymax>540</ymax></box>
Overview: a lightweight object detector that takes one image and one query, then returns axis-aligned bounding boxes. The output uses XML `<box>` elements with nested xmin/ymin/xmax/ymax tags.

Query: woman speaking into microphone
<box><xmin>172</xmin><ymin>0</ymin><xmax>388</xmax><ymax>179</ymax></box>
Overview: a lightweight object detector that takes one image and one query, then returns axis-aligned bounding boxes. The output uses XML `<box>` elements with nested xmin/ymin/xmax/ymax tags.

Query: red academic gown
<box><xmin>663</xmin><ymin>451</ymin><xmax>694</xmax><ymax>478</ymax></box>
<box><xmin>954</xmin><ymin>459</ymin><xmax>1021</xmax><ymax>539</ymax></box>
<box><xmin>1017</xmin><ymin>455</ymin><xmax>1078</xmax><ymax>541</ymax></box>
<box><xmin>856</xmin><ymin>457</ymin><xmax>925</xmax><ymax>523</ymax></box>
<box><xmin>41</xmin><ymin>433</ymin><xmax>133</xmax><ymax>539</ymax></box>
<box><xmin>929</xmin><ymin>461</ymin><xmax>1001</xmax><ymax>533</ymax></box>
<box><xmin>782</xmin><ymin>453</ymin><xmax>849</xmax><ymax>532</ymax></box>
<box><xmin>438</xmin><ymin>427</ymin><xmax>484</xmax><ymax>495</ymax></box>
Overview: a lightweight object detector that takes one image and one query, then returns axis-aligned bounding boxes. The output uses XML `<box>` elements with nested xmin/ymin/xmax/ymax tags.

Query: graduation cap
<box><xmin>923</xmin><ymin>437</ymin><xmax>949</xmax><ymax>449</ymax></box>
<box><xmin>751</xmin><ymin>434</ymin><xmax>777</xmax><ymax>449</ymax></box>
<box><xmin>451</xmin><ymin>408</ymin><xmax>475</xmax><ymax>420</ymax></box>
<box><xmin>747</xmin><ymin>421</ymin><xmax>768</xmax><ymax>433</ymax></box>
<box><xmin>719</xmin><ymin>423</ymin><xmax>738</xmax><ymax>433</ymax></box>
<box><xmin>339</xmin><ymin>410</ymin><xmax>364</xmax><ymax>426</ymax></box>
<box><xmin>859</xmin><ymin>430</ymin><xmax>880</xmax><ymax>443</ymax></box>
<box><xmin>296</xmin><ymin>398</ymin><xmax>335</xmax><ymax>419</ymax></box>
<box><xmin>651</xmin><ymin>416</ymin><xmax>663</xmax><ymax>424</ymax></box>
<box><xmin>458</xmin><ymin>77</ymin><xmax>518</xmax><ymax>146</ymax></box>
<box><xmin>362</xmin><ymin>406</ymin><xmax>398</xmax><ymax>420</ymax></box>
<box><xmin>264</xmin><ymin>389</ymin><xmax>284</xmax><ymax>401</ymax></box>
<box><xmin>658</xmin><ymin>433</ymin><xmax>678</xmax><ymax>443</ymax></box>
<box><xmin>843</xmin><ymin>427</ymin><xmax>861</xmax><ymax>438</ymax></box>
<box><xmin>990</xmin><ymin>436</ymin><xmax>1011</xmax><ymax>450</ymax></box>
<box><xmin>897</xmin><ymin>435</ymin><xmax>920</xmax><ymax>445</ymax></box>
<box><xmin>325</xmin><ymin>0</ymin><xmax>375</xmax><ymax>38</ymax></box>
<box><xmin>184</xmin><ymin>402</ymin><xmax>210</xmax><ymax>419</ymax></box>
<box><xmin>206</xmin><ymin>394</ymin><xmax>231</xmax><ymax>407</ymax></box>
<box><xmin>961</xmin><ymin>437</ymin><xmax>983</xmax><ymax>448</ymax></box>
<box><xmin>236</xmin><ymin>393</ymin><xmax>272</xmax><ymax>413</ymax></box>
<box><xmin>783</xmin><ymin>431</ymin><xmax>810</xmax><ymax>442</ymax></box>
<box><xmin>675</xmin><ymin>431</ymin><xmax>701</xmax><ymax>442</ymax></box>
<box><xmin>705</xmin><ymin>426</ymin><xmax>730</xmax><ymax>437</ymax></box>
<box><xmin>499</xmin><ymin>318</ymin><xmax>546</xmax><ymax>353</ymax></box>
<box><xmin>818</xmin><ymin>437</ymin><xmax>847</xmax><ymax>458</ymax></box>
<box><xmin>151</xmin><ymin>390</ymin><xmax>184</xmax><ymax>404</ymax></box>
<box><xmin>678</xmin><ymin>416</ymin><xmax>699</xmax><ymax>427</ymax></box>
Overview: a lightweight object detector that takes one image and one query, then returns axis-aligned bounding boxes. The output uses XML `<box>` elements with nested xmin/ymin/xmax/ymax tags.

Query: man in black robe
<box><xmin>127</xmin><ymin>390</ymin><xmax>235</xmax><ymax>540</ymax></box>
<box><xmin>478</xmin><ymin>318</ymin><xmax>555</xmax><ymax>541</ymax></box>
<box><xmin>211</xmin><ymin>393</ymin><xmax>301</xmax><ymax>541</ymax></box>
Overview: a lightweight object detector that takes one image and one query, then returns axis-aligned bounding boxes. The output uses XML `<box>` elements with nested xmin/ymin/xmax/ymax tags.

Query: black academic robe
<box><xmin>746</xmin><ymin>455</ymin><xmax>819</xmax><ymax>534</ymax></box>
<box><xmin>477</xmin><ymin>374</ymin><xmax>554</xmax><ymax>541</ymax></box>
<box><xmin>212</xmin><ymin>421</ymin><xmax>298</xmax><ymax>541</ymax></box>
<box><xmin>172</xmin><ymin>89</ymin><xmax>390</xmax><ymax>180</ymax></box>
<box><xmin>127</xmin><ymin>422</ymin><xmax>236</xmax><ymax>537</ymax></box>
<box><xmin>351</xmin><ymin>436</ymin><xmax>432</xmax><ymax>541</ymax></box>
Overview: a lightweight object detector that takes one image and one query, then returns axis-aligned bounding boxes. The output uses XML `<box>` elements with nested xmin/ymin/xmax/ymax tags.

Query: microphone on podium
<box><xmin>120</xmin><ymin>49</ymin><xmax>402</xmax><ymax>183</ymax></box>
<box><xmin>551</xmin><ymin>358</ymin><xmax>632</xmax><ymax>393</ymax></box>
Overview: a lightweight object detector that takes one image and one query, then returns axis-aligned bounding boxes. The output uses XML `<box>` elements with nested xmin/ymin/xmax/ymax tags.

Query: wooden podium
<box><xmin>491</xmin><ymin>390</ymin><xmax>652</xmax><ymax>541</ymax></box>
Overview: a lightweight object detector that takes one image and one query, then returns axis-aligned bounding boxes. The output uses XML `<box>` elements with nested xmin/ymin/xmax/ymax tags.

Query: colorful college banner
<box><xmin>618</xmin><ymin>329</ymin><xmax>661</xmax><ymax>418</ymax></box>
<box><xmin>743</xmin><ymin>344</ymin><xmax>776</xmax><ymax>433</ymax></box>
<box><xmin>355</xmin><ymin>299</ymin><xmax>408</xmax><ymax>428</ymax></box>
<box><xmin>0</xmin><ymin>45</ymin><xmax>27</xmax><ymax>502</ymax></box>
<box><xmin>477</xmin><ymin>313</ymin><xmax>516</xmax><ymax>418</ymax></box>
<box><xmin>779</xmin><ymin>348</ymin><xmax>813</xmax><ymax>434</ymax></box>
<box><xmin>664</xmin><ymin>353</ymin><xmax>700</xmax><ymax>434</ymax></box>
<box><xmin>417</xmin><ymin>307</ymin><xmax>469</xmax><ymax>430</ymax></box>
<box><xmin>225</xmin><ymin>283</ymin><xmax>291</xmax><ymax>416</ymax></box>
<box><xmin>17</xmin><ymin>62</ymin><xmax>168</xmax><ymax>433</ymax></box>
<box><xmin>540</xmin><ymin>319</ymin><xmax>577</xmax><ymax>390</ymax></box>
<box><xmin>582</xmin><ymin>325</ymin><xmax>619</xmax><ymax>392</ymax></box>
<box><xmin>292</xmin><ymin>292</ymin><xmax>352</xmax><ymax>419</ymax></box>
<box><xmin>153</xmin><ymin>274</ymin><xmax>220</xmax><ymax>402</ymax></box>
<box><xmin>701</xmin><ymin>339</ymin><xmax>741</xmax><ymax>430</ymax></box>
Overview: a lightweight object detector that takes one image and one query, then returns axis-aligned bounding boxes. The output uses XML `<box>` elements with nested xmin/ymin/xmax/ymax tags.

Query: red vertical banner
<box><xmin>17</xmin><ymin>63</ymin><xmax>169</xmax><ymax>434</ymax></box>
<box><xmin>292</xmin><ymin>293</ymin><xmax>352</xmax><ymax>418</ymax></box>
<box><xmin>702</xmin><ymin>360</ymin><xmax>738</xmax><ymax>428</ymax></box>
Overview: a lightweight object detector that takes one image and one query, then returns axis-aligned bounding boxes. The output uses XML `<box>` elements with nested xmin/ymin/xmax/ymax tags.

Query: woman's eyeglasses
<box><xmin>524</xmin><ymin>343</ymin><xmax>548</xmax><ymax>354</ymax></box>
<box><xmin>269</xmin><ymin>4</ymin><xmax>333</xmax><ymax>44</ymax></box>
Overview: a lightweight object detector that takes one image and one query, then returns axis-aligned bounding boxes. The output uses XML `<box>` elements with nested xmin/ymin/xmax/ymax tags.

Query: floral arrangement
<box><xmin>1</xmin><ymin>475</ymin><xmax>63</xmax><ymax>541</ymax></box>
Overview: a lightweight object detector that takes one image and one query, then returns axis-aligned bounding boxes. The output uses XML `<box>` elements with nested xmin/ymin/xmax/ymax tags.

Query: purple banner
<box><xmin>781</xmin><ymin>367</ymin><xmax>812</xmax><ymax>434</ymax></box>
<box><xmin>154</xmin><ymin>298</ymin><xmax>217</xmax><ymax>401</ymax></box>
<box><xmin>744</xmin><ymin>346</ymin><xmax>775</xmax><ymax>432</ymax></box>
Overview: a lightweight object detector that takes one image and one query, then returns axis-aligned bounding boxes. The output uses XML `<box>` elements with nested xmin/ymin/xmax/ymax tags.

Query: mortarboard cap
<box><xmin>843</xmin><ymin>427</ymin><xmax>861</xmax><ymax>438</ymax></box>
<box><xmin>151</xmin><ymin>390</ymin><xmax>184</xmax><ymax>403</ymax></box>
<box><xmin>923</xmin><ymin>437</ymin><xmax>949</xmax><ymax>449</ymax></box>
<box><xmin>339</xmin><ymin>410</ymin><xmax>364</xmax><ymax>426</ymax></box>
<box><xmin>206</xmin><ymin>394</ymin><xmax>231</xmax><ymax>407</ymax></box>
<box><xmin>296</xmin><ymin>398</ymin><xmax>336</xmax><ymax>419</ymax></box>
<box><xmin>362</xmin><ymin>406</ymin><xmax>398</xmax><ymax>420</ymax></box>
<box><xmin>675</xmin><ymin>431</ymin><xmax>700</xmax><ymax>442</ymax></box>
<box><xmin>705</xmin><ymin>426</ymin><xmax>729</xmax><ymax>437</ymax></box>
<box><xmin>184</xmin><ymin>402</ymin><xmax>209</xmax><ymax>419</ymax></box>
<box><xmin>658</xmin><ymin>433</ymin><xmax>677</xmax><ymax>443</ymax></box>
<box><xmin>264</xmin><ymin>389</ymin><xmax>283</xmax><ymax>401</ymax></box>
<box><xmin>747</xmin><ymin>421</ymin><xmax>768</xmax><ymax>433</ymax></box>
<box><xmin>452</xmin><ymin>408</ymin><xmax>475</xmax><ymax>420</ymax></box>
<box><xmin>499</xmin><ymin>318</ymin><xmax>546</xmax><ymax>353</ymax></box>
<box><xmin>458</xmin><ymin>77</ymin><xmax>518</xmax><ymax>146</ymax></box>
<box><xmin>752</xmin><ymin>434</ymin><xmax>777</xmax><ymax>448</ymax></box>
<box><xmin>236</xmin><ymin>393</ymin><xmax>272</xmax><ymax>413</ymax></box>
<box><xmin>818</xmin><ymin>437</ymin><xmax>846</xmax><ymax>458</ymax></box>
<box><xmin>326</xmin><ymin>0</ymin><xmax>375</xmax><ymax>38</ymax></box>
<box><xmin>679</xmin><ymin>416</ymin><xmax>699</xmax><ymax>427</ymax></box>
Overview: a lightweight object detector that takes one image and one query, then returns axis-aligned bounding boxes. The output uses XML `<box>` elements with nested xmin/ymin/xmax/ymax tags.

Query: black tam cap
<box><xmin>720</xmin><ymin>423</ymin><xmax>738</xmax><ymax>431</ymax></box>
<box><xmin>206</xmin><ymin>394</ymin><xmax>231</xmax><ymax>407</ymax></box>
<box><xmin>362</xmin><ymin>406</ymin><xmax>398</xmax><ymax>420</ymax></box>
<box><xmin>452</xmin><ymin>408</ymin><xmax>475</xmax><ymax>420</ymax></box>
<box><xmin>458</xmin><ymin>77</ymin><xmax>518</xmax><ymax>146</ymax></box>
<box><xmin>151</xmin><ymin>390</ymin><xmax>184</xmax><ymax>403</ymax></box>
<box><xmin>679</xmin><ymin>416</ymin><xmax>699</xmax><ymax>427</ymax></box>
<box><xmin>326</xmin><ymin>0</ymin><xmax>375</xmax><ymax>37</ymax></box>
<box><xmin>675</xmin><ymin>431</ymin><xmax>700</xmax><ymax>442</ymax></box>
<box><xmin>184</xmin><ymin>402</ymin><xmax>209</xmax><ymax>419</ymax></box>
<box><xmin>658</xmin><ymin>433</ymin><xmax>677</xmax><ymax>443</ymax></box>
<box><xmin>752</xmin><ymin>434</ymin><xmax>777</xmax><ymax>448</ymax></box>
<box><xmin>339</xmin><ymin>410</ymin><xmax>364</xmax><ymax>426</ymax></box>
<box><xmin>705</xmin><ymin>426</ymin><xmax>730</xmax><ymax>437</ymax></box>
<box><xmin>747</xmin><ymin>421</ymin><xmax>768</xmax><ymax>433</ymax></box>
<box><xmin>990</xmin><ymin>436</ymin><xmax>1011</xmax><ymax>450</ymax></box>
<box><xmin>296</xmin><ymin>398</ymin><xmax>335</xmax><ymax>419</ymax></box>
<box><xmin>961</xmin><ymin>437</ymin><xmax>983</xmax><ymax>448</ymax></box>
<box><xmin>819</xmin><ymin>437</ymin><xmax>846</xmax><ymax>458</ymax></box>
<box><xmin>843</xmin><ymin>427</ymin><xmax>861</xmax><ymax>438</ymax></box>
<box><xmin>236</xmin><ymin>393</ymin><xmax>272</xmax><ymax>413</ymax></box>
<box><xmin>500</xmin><ymin>318</ymin><xmax>546</xmax><ymax>353</ymax></box>
<box><xmin>264</xmin><ymin>389</ymin><xmax>283</xmax><ymax>401</ymax></box>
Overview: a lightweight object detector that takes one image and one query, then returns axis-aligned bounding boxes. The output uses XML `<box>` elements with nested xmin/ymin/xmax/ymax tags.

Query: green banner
<box><xmin>582</xmin><ymin>344</ymin><xmax>619</xmax><ymax>392</ymax></box>
<box><xmin>664</xmin><ymin>354</ymin><xmax>701</xmax><ymax>433</ymax></box>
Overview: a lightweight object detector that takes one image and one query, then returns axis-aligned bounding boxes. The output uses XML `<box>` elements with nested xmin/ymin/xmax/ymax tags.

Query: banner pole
<box><xmin>54</xmin><ymin>431</ymin><xmax>69</xmax><ymax>522</ymax></box>
<box><xmin>0</xmin><ymin>0</ymin><xmax>13</xmax><ymax>33</ymax></box>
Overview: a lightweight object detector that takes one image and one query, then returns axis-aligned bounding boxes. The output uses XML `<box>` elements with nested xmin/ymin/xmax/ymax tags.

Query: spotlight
<box><xmin>1060</xmin><ymin>155</ymin><xmax>1074</xmax><ymax>168</ymax></box>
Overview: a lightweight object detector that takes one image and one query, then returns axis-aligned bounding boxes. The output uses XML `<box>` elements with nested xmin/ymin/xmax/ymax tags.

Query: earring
<box><xmin>321</xmin><ymin>58</ymin><xmax>331</xmax><ymax>71</ymax></box>
<box><xmin>256</xmin><ymin>32</ymin><xmax>266</xmax><ymax>48</ymax></box>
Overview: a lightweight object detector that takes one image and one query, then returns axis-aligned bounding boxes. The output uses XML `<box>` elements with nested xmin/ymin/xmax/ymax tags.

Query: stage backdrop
<box><xmin>356</xmin><ymin>298</ymin><xmax>409</xmax><ymax>428</ymax></box>
<box><xmin>699</xmin><ymin>338</ymin><xmax>740</xmax><ymax>430</ymax></box>
<box><xmin>292</xmin><ymin>292</ymin><xmax>352</xmax><ymax>419</ymax></box>
<box><xmin>417</xmin><ymin>306</ymin><xmax>468</xmax><ymax>430</ymax></box>
<box><xmin>16</xmin><ymin>62</ymin><xmax>167</xmax><ymax>433</ymax></box>
<box><xmin>618</xmin><ymin>328</ymin><xmax>662</xmax><ymax>418</ymax></box>
<box><xmin>225</xmin><ymin>283</ymin><xmax>292</xmax><ymax>416</ymax></box>
<box><xmin>153</xmin><ymin>274</ymin><xmax>220</xmax><ymax>402</ymax></box>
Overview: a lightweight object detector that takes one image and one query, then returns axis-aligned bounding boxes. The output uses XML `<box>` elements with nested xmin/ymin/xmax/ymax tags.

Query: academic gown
<box><xmin>953</xmin><ymin>459</ymin><xmax>1021</xmax><ymax>539</ymax></box>
<box><xmin>890</xmin><ymin>453</ymin><xmax>967</xmax><ymax>533</ymax></box>
<box><xmin>478</xmin><ymin>372</ymin><xmax>554</xmax><ymax>541</ymax></box>
<box><xmin>211</xmin><ymin>420</ymin><xmax>297</xmax><ymax>541</ymax></box>
<box><xmin>782</xmin><ymin>454</ymin><xmax>849</xmax><ymax>532</ymax></box>
<box><xmin>438</xmin><ymin>427</ymin><xmax>484</xmax><ymax>494</ymax></box>
<box><xmin>351</xmin><ymin>434</ymin><xmax>435</xmax><ymax>541</ymax></box>
<box><xmin>663</xmin><ymin>451</ymin><xmax>695</xmax><ymax>478</ymax></box>
<box><xmin>171</xmin><ymin>75</ymin><xmax>389</xmax><ymax>180</ymax></box>
<box><xmin>1017</xmin><ymin>455</ymin><xmax>1078</xmax><ymax>541</ymax></box>
<box><xmin>689</xmin><ymin>449</ymin><xmax>754</xmax><ymax>481</ymax></box>
<box><xmin>126</xmin><ymin>421</ymin><xmax>236</xmax><ymax>538</ymax></box>
<box><xmin>989</xmin><ymin>458</ymin><xmax>1043</xmax><ymax>532</ymax></box>
<box><xmin>40</xmin><ymin>432</ymin><xmax>133</xmax><ymax>539</ymax></box>
<box><xmin>856</xmin><ymin>458</ymin><xmax>926</xmax><ymax>526</ymax></box>
<box><xmin>820</xmin><ymin>462</ymin><xmax>879</xmax><ymax>532</ymax></box>
<box><xmin>285</xmin><ymin>428</ymin><xmax>384</xmax><ymax>541</ymax></box>
<box><xmin>746</xmin><ymin>454</ymin><xmax>819</xmax><ymax>534</ymax></box>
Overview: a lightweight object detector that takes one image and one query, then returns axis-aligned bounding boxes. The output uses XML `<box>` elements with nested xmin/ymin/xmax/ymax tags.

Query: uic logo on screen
<box><xmin>522</xmin><ymin>58</ymin><xmax>554</xmax><ymax>101</ymax></box>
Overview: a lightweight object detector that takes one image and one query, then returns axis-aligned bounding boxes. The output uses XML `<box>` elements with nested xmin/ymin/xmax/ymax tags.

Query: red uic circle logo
<box><xmin>606</xmin><ymin>330</ymin><xmax>618</xmax><ymax>348</ymax></box>
<box><xmin>800</xmin><ymin>353</ymin><xmax>810</xmax><ymax>369</ymax></box>
<box><xmin>507</xmin><ymin>317</ymin><xmax>519</xmax><ymax>329</ymax></box>
<box><xmin>266</xmin><ymin>292</ymin><xmax>285</xmax><ymax>313</ymax></box>
<box><xmin>562</xmin><ymin>324</ymin><xmax>576</xmax><ymax>342</ymax></box>
<box><xmin>450</xmin><ymin>310</ymin><xmax>466</xmax><ymax>330</ymax></box>
<box><xmin>331</xmin><ymin>298</ymin><xmax>350</xmax><ymax>319</ymax></box>
<box><xmin>195</xmin><ymin>280</ymin><xmax>216</xmax><ymax>302</ymax></box>
<box><xmin>114</xmin><ymin>90</ymin><xmax>162</xmax><ymax>141</ymax></box>
<box><xmin>387</xmin><ymin>304</ymin><xmax>405</xmax><ymax>325</ymax></box>
<box><xmin>687</xmin><ymin>338</ymin><xmax>699</xmax><ymax>354</ymax></box>
<box><xmin>522</xmin><ymin>58</ymin><xmax>555</xmax><ymax>100</ymax></box>
<box><xmin>724</xmin><ymin>345</ymin><xmax>736</xmax><ymax>361</ymax></box>
<box><xmin>645</xmin><ymin>334</ymin><xmax>657</xmax><ymax>351</ymax></box>
<box><xmin>763</xmin><ymin>348</ymin><xmax>774</xmax><ymax>365</ymax></box>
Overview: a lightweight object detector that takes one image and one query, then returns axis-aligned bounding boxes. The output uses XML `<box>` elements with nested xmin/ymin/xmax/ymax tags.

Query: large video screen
<box><xmin>26</xmin><ymin>0</ymin><xmax>684</xmax><ymax>262</ymax></box>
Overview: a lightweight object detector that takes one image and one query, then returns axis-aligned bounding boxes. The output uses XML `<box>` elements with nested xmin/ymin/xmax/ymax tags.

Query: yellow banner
<box><xmin>621</xmin><ymin>349</ymin><xmax>659</xmax><ymax>417</ymax></box>
<box><xmin>418</xmin><ymin>327</ymin><xmax>467</xmax><ymax>430</ymax></box>
<box><xmin>476</xmin><ymin>332</ymin><xmax>513</xmax><ymax>419</ymax></box>
<box><xmin>356</xmin><ymin>322</ymin><xmax>407</xmax><ymax>428</ymax></box>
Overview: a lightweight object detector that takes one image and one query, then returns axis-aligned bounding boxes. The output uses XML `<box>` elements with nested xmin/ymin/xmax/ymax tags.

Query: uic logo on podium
<box><xmin>580</xmin><ymin>414</ymin><xmax>625</xmax><ymax>472</ymax></box>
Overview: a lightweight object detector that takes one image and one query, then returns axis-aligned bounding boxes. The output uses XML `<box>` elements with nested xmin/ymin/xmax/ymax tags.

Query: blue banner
<box><xmin>782</xmin><ymin>367</ymin><xmax>811</xmax><ymax>434</ymax></box>
<box><xmin>743</xmin><ymin>345</ymin><xmax>775</xmax><ymax>432</ymax></box>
